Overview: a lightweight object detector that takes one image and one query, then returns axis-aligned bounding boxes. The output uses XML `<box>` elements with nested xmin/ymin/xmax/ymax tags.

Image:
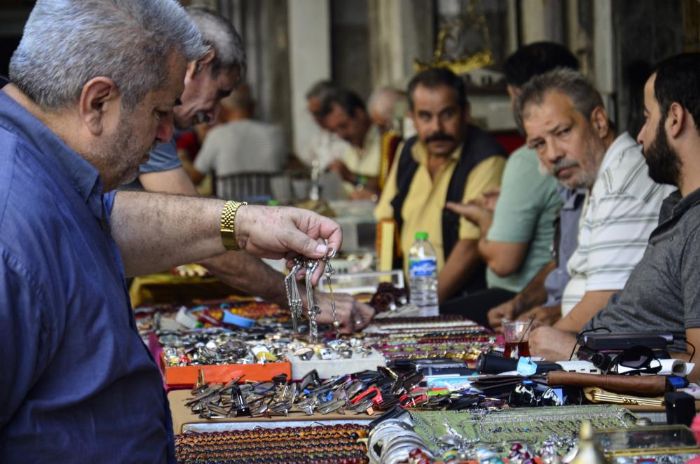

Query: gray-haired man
<box><xmin>517</xmin><ymin>69</ymin><xmax>673</xmax><ymax>359</ymax></box>
<box><xmin>134</xmin><ymin>8</ymin><xmax>374</xmax><ymax>330</ymax></box>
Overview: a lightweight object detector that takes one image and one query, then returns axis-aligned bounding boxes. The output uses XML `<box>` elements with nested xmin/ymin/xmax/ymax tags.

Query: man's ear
<box><xmin>666</xmin><ymin>102</ymin><xmax>686</xmax><ymax>138</ymax></box>
<box><xmin>590</xmin><ymin>106</ymin><xmax>610</xmax><ymax>138</ymax></box>
<box><xmin>192</xmin><ymin>49</ymin><xmax>216</xmax><ymax>76</ymax></box>
<box><xmin>79</xmin><ymin>77</ymin><xmax>120</xmax><ymax>136</ymax></box>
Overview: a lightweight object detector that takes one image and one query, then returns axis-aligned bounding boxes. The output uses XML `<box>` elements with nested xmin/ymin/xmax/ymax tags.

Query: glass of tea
<box><xmin>502</xmin><ymin>319</ymin><xmax>532</xmax><ymax>359</ymax></box>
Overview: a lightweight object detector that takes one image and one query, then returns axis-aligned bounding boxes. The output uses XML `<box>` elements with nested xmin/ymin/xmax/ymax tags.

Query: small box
<box><xmin>162</xmin><ymin>362</ymin><xmax>291</xmax><ymax>388</ymax></box>
<box><xmin>316</xmin><ymin>270</ymin><xmax>404</xmax><ymax>295</ymax></box>
<box><xmin>287</xmin><ymin>349</ymin><xmax>386</xmax><ymax>380</ymax></box>
<box><xmin>150</xmin><ymin>332</ymin><xmax>291</xmax><ymax>388</ymax></box>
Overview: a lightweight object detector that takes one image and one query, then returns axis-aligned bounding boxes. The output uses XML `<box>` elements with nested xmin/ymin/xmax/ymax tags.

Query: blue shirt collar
<box><xmin>0</xmin><ymin>90</ymin><xmax>103</xmax><ymax>217</ymax></box>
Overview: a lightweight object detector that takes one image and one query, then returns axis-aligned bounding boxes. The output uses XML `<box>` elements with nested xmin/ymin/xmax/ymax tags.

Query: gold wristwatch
<box><xmin>220</xmin><ymin>200</ymin><xmax>247</xmax><ymax>251</ymax></box>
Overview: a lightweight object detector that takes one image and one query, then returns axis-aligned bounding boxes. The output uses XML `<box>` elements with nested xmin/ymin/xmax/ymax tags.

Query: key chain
<box><xmin>323</xmin><ymin>249</ymin><xmax>340</xmax><ymax>337</ymax></box>
<box><xmin>284</xmin><ymin>258</ymin><xmax>304</xmax><ymax>334</ymax></box>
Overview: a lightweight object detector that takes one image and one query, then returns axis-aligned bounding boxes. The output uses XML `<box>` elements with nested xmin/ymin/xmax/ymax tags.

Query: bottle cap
<box><xmin>415</xmin><ymin>231</ymin><xmax>428</xmax><ymax>241</ymax></box>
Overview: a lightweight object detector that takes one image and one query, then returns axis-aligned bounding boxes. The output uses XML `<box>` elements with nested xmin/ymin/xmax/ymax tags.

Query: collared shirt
<box><xmin>586</xmin><ymin>187</ymin><xmax>700</xmax><ymax>352</ymax></box>
<box><xmin>195</xmin><ymin>119</ymin><xmax>286</xmax><ymax>176</ymax></box>
<box><xmin>122</xmin><ymin>138</ymin><xmax>182</xmax><ymax>191</ymax></box>
<box><xmin>486</xmin><ymin>145</ymin><xmax>561</xmax><ymax>292</ymax></box>
<box><xmin>299</xmin><ymin>129</ymin><xmax>349</xmax><ymax>170</ymax></box>
<box><xmin>339</xmin><ymin>125</ymin><xmax>383</xmax><ymax>196</ymax></box>
<box><xmin>543</xmin><ymin>186</ymin><xmax>586</xmax><ymax>307</ymax></box>
<box><xmin>375</xmin><ymin>140</ymin><xmax>505</xmax><ymax>271</ymax></box>
<box><xmin>341</xmin><ymin>124</ymin><xmax>382</xmax><ymax>178</ymax></box>
<box><xmin>561</xmin><ymin>133</ymin><xmax>674</xmax><ymax>314</ymax></box>
<box><xmin>0</xmin><ymin>90</ymin><xmax>173</xmax><ymax>462</ymax></box>
<box><xmin>141</xmin><ymin>139</ymin><xmax>181</xmax><ymax>173</ymax></box>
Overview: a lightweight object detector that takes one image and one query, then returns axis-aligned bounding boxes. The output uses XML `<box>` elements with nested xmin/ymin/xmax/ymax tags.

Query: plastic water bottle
<box><xmin>408</xmin><ymin>231</ymin><xmax>439</xmax><ymax>316</ymax></box>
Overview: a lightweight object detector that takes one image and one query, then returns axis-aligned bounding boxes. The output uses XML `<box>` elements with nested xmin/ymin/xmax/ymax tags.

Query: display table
<box><xmin>129</xmin><ymin>273</ymin><xmax>235</xmax><ymax>307</ymax></box>
<box><xmin>168</xmin><ymin>389</ymin><xmax>372</xmax><ymax>434</ymax></box>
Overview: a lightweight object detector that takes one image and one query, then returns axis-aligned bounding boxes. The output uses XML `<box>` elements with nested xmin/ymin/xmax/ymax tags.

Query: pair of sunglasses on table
<box><xmin>590</xmin><ymin>345</ymin><xmax>663</xmax><ymax>375</ymax></box>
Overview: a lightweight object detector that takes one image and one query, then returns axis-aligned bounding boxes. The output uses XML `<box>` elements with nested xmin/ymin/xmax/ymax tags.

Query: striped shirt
<box><xmin>561</xmin><ymin>133</ymin><xmax>675</xmax><ymax>314</ymax></box>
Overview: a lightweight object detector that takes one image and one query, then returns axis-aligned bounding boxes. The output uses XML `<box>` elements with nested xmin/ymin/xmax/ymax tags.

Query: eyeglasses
<box><xmin>603</xmin><ymin>345</ymin><xmax>662</xmax><ymax>375</ymax></box>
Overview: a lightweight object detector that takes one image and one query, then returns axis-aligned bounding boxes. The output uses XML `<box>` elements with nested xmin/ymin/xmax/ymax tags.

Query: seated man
<box><xmin>529</xmin><ymin>54</ymin><xmax>700</xmax><ymax>381</ymax></box>
<box><xmin>487</xmin><ymin>56</ymin><xmax>656</xmax><ymax>331</ymax></box>
<box><xmin>375</xmin><ymin>67</ymin><xmax>506</xmax><ymax>302</ymax></box>
<box><xmin>320</xmin><ymin>88</ymin><xmax>401</xmax><ymax>197</ymax></box>
<box><xmin>441</xmin><ymin>42</ymin><xmax>579</xmax><ymax>326</ymax></box>
<box><xmin>188</xmin><ymin>84</ymin><xmax>287</xmax><ymax>200</ymax></box>
<box><xmin>511</xmin><ymin>68</ymin><xmax>673</xmax><ymax>359</ymax></box>
<box><xmin>299</xmin><ymin>80</ymin><xmax>349</xmax><ymax>171</ymax></box>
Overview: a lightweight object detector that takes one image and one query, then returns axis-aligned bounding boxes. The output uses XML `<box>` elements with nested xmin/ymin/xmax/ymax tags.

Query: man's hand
<box><xmin>445</xmin><ymin>187</ymin><xmax>500</xmax><ymax>225</ymax></box>
<box><xmin>315</xmin><ymin>292</ymin><xmax>375</xmax><ymax>333</ymax></box>
<box><xmin>445</xmin><ymin>201</ymin><xmax>488</xmax><ymax>226</ymax></box>
<box><xmin>517</xmin><ymin>305</ymin><xmax>561</xmax><ymax>327</ymax></box>
<box><xmin>327</xmin><ymin>159</ymin><xmax>353</xmax><ymax>183</ymax></box>
<box><xmin>528</xmin><ymin>326</ymin><xmax>577</xmax><ymax>360</ymax></box>
<box><xmin>487</xmin><ymin>298</ymin><xmax>518</xmax><ymax>331</ymax></box>
<box><xmin>480</xmin><ymin>187</ymin><xmax>500</xmax><ymax>211</ymax></box>
<box><xmin>235</xmin><ymin>205</ymin><xmax>341</xmax><ymax>265</ymax></box>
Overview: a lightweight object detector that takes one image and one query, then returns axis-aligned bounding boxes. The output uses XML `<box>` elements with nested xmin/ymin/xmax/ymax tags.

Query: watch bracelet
<box><xmin>220</xmin><ymin>200</ymin><xmax>247</xmax><ymax>251</ymax></box>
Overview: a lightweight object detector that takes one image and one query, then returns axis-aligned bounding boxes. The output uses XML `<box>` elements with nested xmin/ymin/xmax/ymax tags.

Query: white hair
<box><xmin>186</xmin><ymin>7</ymin><xmax>246</xmax><ymax>76</ymax></box>
<box><xmin>368</xmin><ymin>86</ymin><xmax>401</xmax><ymax>121</ymax></box>
<box><xmin>9</xmin><ymin>0</ymin><xmax>207</xmax><ymax>110</ymax></box>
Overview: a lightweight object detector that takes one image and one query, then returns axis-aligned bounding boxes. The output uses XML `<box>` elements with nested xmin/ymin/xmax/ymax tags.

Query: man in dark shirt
<box><xmin>528</xmin><ymin>53</ymin><xmax>700</xmax><ymax>382</ymax></box>
<box><xmin>0</xmin><ymin>1</ymin><xmax>343</xmax><ymax>461</ymax></box>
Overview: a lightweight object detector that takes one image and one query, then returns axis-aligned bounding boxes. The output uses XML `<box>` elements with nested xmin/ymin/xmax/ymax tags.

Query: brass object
<box><xmin>219</xmin><ymin>200</ymin><xmax>247</xmax><ymax>251</ymax></box>
<box><xmin>414</xmin><ymin>0</ymin><xmax>495</xmax><ymax>74</ymax></box>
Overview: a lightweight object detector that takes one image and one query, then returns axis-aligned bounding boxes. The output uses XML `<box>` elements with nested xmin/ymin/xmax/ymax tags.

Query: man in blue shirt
<box><xmin>0</xmin><ymin>1</ymin><xmax>343</xmax><ymax>462</ymax></box>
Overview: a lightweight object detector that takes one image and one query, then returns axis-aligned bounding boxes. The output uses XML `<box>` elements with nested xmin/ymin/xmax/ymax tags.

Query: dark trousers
<box><xmin>440</xmin><ymin>287</ymin><xmax>516</xmax><ymax>329</ymax></box>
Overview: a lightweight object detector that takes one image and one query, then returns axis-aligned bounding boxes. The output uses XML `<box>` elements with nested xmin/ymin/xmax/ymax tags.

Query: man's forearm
<box><xmin>200</xmin><ymin>252</ymin><xmax>288</xmax><ymax>307</ymax></box>
<box><xmin>112</xmin><ymin>191</ymin><xmax>226</xmax><ymax>276</ymax></box>
<box><xmin>554</xmin><ymin>290</ymin><xmax>615</xmax><ymax>332</ymax></box>
<box><xmin>438</xmin><ymin>239</ymin><xmax>481</xmax><ymax>302</ymax></box>
<box><xmin>139</xmin><ymin>167</ymin><xmax>198</xmax><ymax>195</ymax></box>
<box><xmin>512</xmin><ymin>260</ymin><xmax>556</xmax><ymax>316</ymax></box>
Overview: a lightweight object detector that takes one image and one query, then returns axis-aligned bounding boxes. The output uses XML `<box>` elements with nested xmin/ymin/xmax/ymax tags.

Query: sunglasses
<box><xmin>598</xmin><ymin>345</ymin><xmax>662</xmax><ymax>375</ymax></box>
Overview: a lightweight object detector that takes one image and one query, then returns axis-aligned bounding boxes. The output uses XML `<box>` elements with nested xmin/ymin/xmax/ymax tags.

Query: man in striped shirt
<box><xmin>515</xmin><ymin>69</ymin><xmax>672</xmax><ymax>360</ymax></box>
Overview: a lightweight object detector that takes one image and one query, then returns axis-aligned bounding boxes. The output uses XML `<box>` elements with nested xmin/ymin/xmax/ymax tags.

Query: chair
<box><xmin>214</xmin><ymin>172</ymin><xmax>276</xmax><ymax>204</ymax></box>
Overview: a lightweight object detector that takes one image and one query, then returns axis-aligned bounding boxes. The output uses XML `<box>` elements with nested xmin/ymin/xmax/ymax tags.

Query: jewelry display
<box><xmin>368</xmin><ymin>406</ymin><xmax>639</xmax><ymax>464</ymax></box>
<box><xmin>137</xmin><ymin>265</ymin><xmax>697</xmax><ymax>464</ymax></box>
<box><xmin>176</xmin><ymin>424</ymin><xmax>368</xmax><ymax>463</ymax></box>
<box><xmin>183</xmin><ymin>367</ymin><xmax>424</xmax><ymax>419</ymax></box>
<box><xmin>283</xmin><ymin>251</ymin><xmax>340</xmax><ymax>343</ymax></box>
